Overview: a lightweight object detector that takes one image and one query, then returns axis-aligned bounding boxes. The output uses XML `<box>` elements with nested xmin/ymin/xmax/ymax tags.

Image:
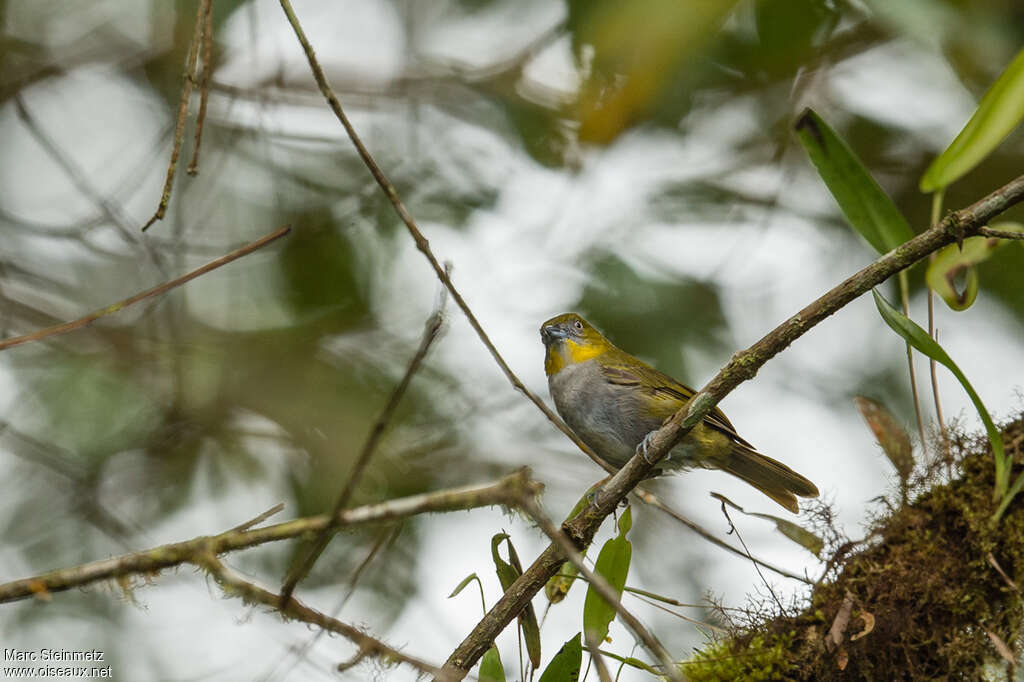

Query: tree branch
<box><xmin>279</xmin><ymin>291</ymin><xmax>448</xmax><ymax>603</ymax></box>
<box><xmin>275</xmin><ymin>0</ymin><xmax>616</xmax><ymax>476</ymax></box>
<box><xmin>0</xmin><ymin>470</ymin><xmax>539</xmax><ymax>604</ymax></box>
<box><xmin>197</xmin><ymin>552</ymin><xmax>454</xmax><ymax>680</ymax></box>
<box><xmin>437</xmin><ymin>174</ymin><xmax>1024</xmax><ymax>678</ymax></box>
<box><xmin>0</xmin><ymin>225</ymin><xmax>292</xmax><ymax>352</ymax></box>
<box><xmin>523</xmin><ymin>500</ymin><xmax>684</xmax><ymax>681</ymax></box>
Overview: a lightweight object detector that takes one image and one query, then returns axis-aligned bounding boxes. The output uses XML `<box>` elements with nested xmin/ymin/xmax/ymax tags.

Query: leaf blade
<box><xmin>583</xmin><ymin>508</ymin><xmax>633</xmax><ymax>644</ymax></box>
<box><xmin>921</xmin><ymin>47</ymin><xmax>1024</xmax><ymax>192</ymax></box>
<box><xmin>795</xmin><ymin>108</ymin><xmax>914</xmax><ymax>253</ymax></box>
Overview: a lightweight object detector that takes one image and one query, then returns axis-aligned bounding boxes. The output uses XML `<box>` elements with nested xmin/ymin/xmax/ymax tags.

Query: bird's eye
<box><xmin>573</xmin><ymin>320</ymin><xmax>583</xmax><ymax>330</ymax></box>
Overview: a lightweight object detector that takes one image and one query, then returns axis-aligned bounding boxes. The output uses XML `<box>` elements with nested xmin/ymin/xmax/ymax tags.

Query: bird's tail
<box><xmin>721</xmin><ymin>444</ymin><xmax>819</xmax><ymax>514</ymax></box>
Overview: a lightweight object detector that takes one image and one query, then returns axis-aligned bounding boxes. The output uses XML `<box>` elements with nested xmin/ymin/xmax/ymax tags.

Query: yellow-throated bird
<box><xmin>541</xmin><ymin>313</ymin><xmax>818</xmax><ymax>513</ymax></box>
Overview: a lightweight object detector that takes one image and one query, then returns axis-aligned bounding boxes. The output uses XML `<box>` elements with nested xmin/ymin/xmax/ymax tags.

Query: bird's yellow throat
<box><xmin>544</xmin><ymin>339</ymin><xmax>607</xmax><ymax>376</ymax></box>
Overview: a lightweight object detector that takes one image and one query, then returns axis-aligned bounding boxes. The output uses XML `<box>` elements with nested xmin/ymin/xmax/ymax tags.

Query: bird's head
<box><xmin>540</xmin><ymin>313</ymin><xmax>612</xmax><ymax>376</ymax></box>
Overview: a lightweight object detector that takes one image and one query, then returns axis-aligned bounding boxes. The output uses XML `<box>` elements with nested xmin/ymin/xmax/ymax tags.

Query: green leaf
<box><xmin>448</xmin><ymin>572</ymin><xmax>480</xmax><ymax>599</ymax></box>
<box><xmin>926</xmin><ymin>225</ymin><xmax>1024</xmax><ymax>311</ymax></box>
<box><xmin>711</xmin><ymin>493</ymin><xmax>824</xmax><ymax>556</ymax></box>
<box><xmin>795</xmin><ymin>108</ymin><xmax>914</xmax><ymax>253</ymax></box>
<box><xmin>872</xmin><ymin>289</ymin><xmax>1005</xmax><ymax>493</ymax></box>
<box><xmin>479</xmin><ymin>646</ymin><xmax>506</xmax><ymax>682</ymax></box>
<box><xmin>490</xmin><ymin>533</ymin><xmax>541</xmax><ymax>668</ymax></box>
<box><xmin>854</xmin><ymin>396</ymin><xmax>914</xmax><ymax>483</ymax></box>
<box><xmin>545</xmin><ymin>561</ymin><xmax>579</xmax><ymax>604</ymax></box>
<box><xmin>538</xmin><ymin>633</ymin><xmax>582</xmax><ymax>682</ymax></box>
<box><xmin>921</xmin><ymin>47</ymin><xmax>1024</xmax><ymax>192</ymax></box>
<box><xmin>583</xmin><ymin>507</ymin><xmax>633</xmax><ymax>643</ymax></box>
<box><xmin>448</xmin><ymin>572</ymin><xmax>487</xmax><ymax>616</ymax></box>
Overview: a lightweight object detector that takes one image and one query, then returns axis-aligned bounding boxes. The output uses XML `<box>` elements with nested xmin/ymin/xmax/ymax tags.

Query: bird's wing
<box><xmin>599</xmin><ymin>357</ymin><xmax>754</xmax><ymax>448</ymax></box>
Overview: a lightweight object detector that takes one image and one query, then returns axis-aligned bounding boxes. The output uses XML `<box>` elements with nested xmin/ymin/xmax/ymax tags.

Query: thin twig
<box><xmin>584</xmin><ymin>629</ymin><xmax>614</xmax><ymax>682</ymax></box>
<box><xmin>186</xmin><ymin>0</ymin><xmax>215</xmax><ymax>176</ymax></box>
<box><xmin>522</xmin><ymin>500</ymin><xmax>683</xmax><ymax>682</ymax></box>
<box><xmin>928</xmin><ymin>190</ymin><xmax>948</xmax><ymax>446</ymax></box>
<box><xmin>632</xmin><ymin>489</ymin><xmax>808</xmax><ymax>583</ymax></box>
<box><xmin>0</xmin><ymin>469</ymin><xmax>539</xmax><ymax>604</ymax></box>
<box><xmin>717</xmin><ymin>499</ymin><xmax>783</xmax><ymax>612</ymax></box>
<box><xmin>276</xmin><ymin>0</ymin><xmax>616</xmax><ymax>476</ymax></box>
<box><xmin>142</xmin><ymin>0</ymin><xmax>209</xmax><ymax>231</ymax></box>
<box><xmin>230</xmin><ymin>503</ymin><xmax>286</xmax><ymax>533</ymax></box>
<box><xmin>0</xmin><ymin>225</ymin><xmax>292</xmax><ymax>352</ymax></box>
<box><xmin>197</xmin><ymin>553</ymin><xmax>453</xmax><ymax>680</ymax></box>
<box><xmin>437</xmin><ymin>175</ymin><xmax>1024</xmax><ymax>679</ymax></box>
<box><xmin>258</xmin><ymin>525</ymin><xmax>403</xmax><ymax>682</ymax></box>
<box><xmin>899</xmin><ymin>269</ymin><xmax>928</xmax><ymax>458</ymax></box>
<box><xmin>978</xmin><ymin>226</ymin><xmax>1024</xmax><ymax>240</ymax></box>
<box><xmin>13</xmin><ymin>95</ymin><xmax>166</xmax><ymax>273</ymax></box>
<box><xmin>280</xmin><ymin>292</ymin><xmax>448</xmax><ymax>603</ymax></box>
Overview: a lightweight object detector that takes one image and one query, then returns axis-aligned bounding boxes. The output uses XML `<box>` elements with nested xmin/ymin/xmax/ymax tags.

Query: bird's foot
<box><xmin>638</xmin><ymin>430</ymin><xmax>658</xmax><ymax>464</ymax></box>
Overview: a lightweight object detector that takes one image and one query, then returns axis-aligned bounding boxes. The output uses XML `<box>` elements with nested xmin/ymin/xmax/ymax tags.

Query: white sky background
<box><xmin>1</xmin><ymin>1</ymin><xmax>1023</xmax><ymax>681</ymax></box>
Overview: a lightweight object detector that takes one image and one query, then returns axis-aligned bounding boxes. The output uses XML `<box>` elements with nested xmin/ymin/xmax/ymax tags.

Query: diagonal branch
<box><xmin>0</xmin><ymin>225</ymin><xmax>292</xmax><ymax>352</ymax></box>
<box><xmin>197</xmin><ymin>552</ymin><xmax>454</xmax><ymax>680</ymax></box>
<box><xmin>275</xmin><ymin>0</ymin><xmax>614</xmax><ymax>475</ymax></box>
<box><xmin>279</xmin><ymin>291</ymin><xmax>448</xmax><ymax>603</ymax></box>
<box><xmin>523</xmin><ymin>500</ymin><xmax>684</xmax><ymax>681</ymax></box>
<box><xmin>0</xmin><ymin>469</ymin><xmax>540</xmax><ymax>604</ymax></box>
<box><xmin>437</xmin><ymin>175</ymin><xmax>1024</xmax><ymax>678</ymax></box>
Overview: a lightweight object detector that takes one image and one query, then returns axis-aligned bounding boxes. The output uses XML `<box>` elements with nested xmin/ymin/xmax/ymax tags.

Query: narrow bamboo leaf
<box><xmin>854</xmin><ymin>396</ymin><xmax>914</xmax><ymax>481</ymax></box>
<box><xmin>490</xmin><ymin>533</ymin><xmax>541</xmax><ymax>668</ymax></box>
<box><xmin>921</xmin><ymin>47</ymin><xmax>1024</xmax><ymax>192</ymax></box>
<box><xmin>583</xmin><ymin>507</ymin><xmax>633</xmax><ymax>643</ymax></box>
<box><xmin>448</xmin><ymin>572</ymin><xmax>480</xmax><ymax>599</ymax></box>
<box><xmin>538</xmin><ymin>633</ymin><xmax>582</xmax><ymax>682</ymax></box>
<box><xmin>545</xmin><ymin>561</ymin><xmax>579</xmax><ymax>604</ymax></box>
<box><xmin>479</xmin><ymin>646</ymin><xmax>506</xmax><ymax>682</ymax></box>
<box><xmin>795</xmin><ymin>108</ymin><xmax>914</xmax><ymax>253</ymax></box>
<box><xmin>712</xmin><ymin>493</ymin><xmax>824</xmax><ymax>556</ymax></box>
<box><xmin>872</xmin><ymin>290</ymin><xmax>1005</xmax><ymax>488</ymax></box>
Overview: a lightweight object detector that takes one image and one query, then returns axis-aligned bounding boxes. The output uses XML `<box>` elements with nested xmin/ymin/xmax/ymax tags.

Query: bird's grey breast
<box><xmin>548</xmin><ymin>359</ymin><xmax>651</xmax><ymax>467</ymax></box>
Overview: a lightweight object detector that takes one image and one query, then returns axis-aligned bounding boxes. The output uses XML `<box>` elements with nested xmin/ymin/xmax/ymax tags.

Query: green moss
<box><xmin>685</xmin><ymin>414</ymin><xmax>1024</xmax><ymax>679</ymax></box>
<box><xmin>683</xmin><ymin>633</ymin><xmax>796</xmax><ymax>681</ymax></box>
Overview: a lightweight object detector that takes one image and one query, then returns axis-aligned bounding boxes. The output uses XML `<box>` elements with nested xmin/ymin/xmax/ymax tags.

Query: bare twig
<box><xmin>13</xmin><ymin>95</ymin><xmax>166</xmax><ymax>273</ymax></box>
<box><xmin>230</xmin><ymin>503</ymin><xmax>286</xmax><ymax>533</ymax></box>
<box><xmin>716</xmin><ymin>497</ymin><xmax>783</xmax><ymax>613</ymax></box>
<box><xmin>186</xmin><ymin>0</ymin><xmax>215</xmax><ymax>176</ymax></box>
<box><xmin>261</xmin><ymin>526</ymin><xmax>403</xmax><ymax>682</ymax></box>
<box><xmin>584</xmin><ymin>629</ymin><xmax>614</xmax><ymax>682</ymax></box>
<box><xmin>632</xmin><ymin>489</ymin><xmax>808</xmax><ymax>583</ymax></box>
<box><xmin>437</xmin><ymin>174</ymin><xmax>1024</xmax><ymax>679</ymax></box>
<box><xmin>928</xmin><ymin>191</ymin><xmax>948</xmax><ymax>446</ymax></box>
<box><xmin>0</xmin><ymin>469</ymin><xmax>539</xmax><ymax>604</ymax></box>
<box><xmin>978</xmin><ymin>226</ymin><xmax>1024</xmax><ymax>240</ymax></box>
<box><xmin>899</xmin><ymin>270</ymin><xmax>928</xmax><ymax>458</ymax></box>
<box><xmin>142</xmin><ymin>0</ymin><xmax>210</xmax><ymax>231</ymax></box>
<box><xmin>275</xmin><ymin>0</ymin><xmax>616</xmax><ymax>476</ymax></box>
<box><xmin>0</xmin><ymin>224</ymin><xmax>292</xmax><ymax>352</ymax></box>
<box><xmin>522</xmin><ymin>500</ymin><xmax>683</xmax><ymax>682</ymax></box>
<box><xmin>197</xmin><ymin>552</ymin><xmax>453</xmax><ymax>680</ymax></box>
<box><xmin>280</xmin><ymin>294</ymin><xmax>448</xmax><ymax>603</ymax></box>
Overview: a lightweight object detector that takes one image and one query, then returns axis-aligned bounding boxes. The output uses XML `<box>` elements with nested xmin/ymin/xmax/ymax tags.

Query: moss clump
<box><xmin>683</xmin><ymin>633</ymin><xmax>796</xmax><ymax>680</ymax></box>
<box><xmin>686</xmin><ymin>414</ymin><xmax>1024</xmax><ymax>680</ymax></box>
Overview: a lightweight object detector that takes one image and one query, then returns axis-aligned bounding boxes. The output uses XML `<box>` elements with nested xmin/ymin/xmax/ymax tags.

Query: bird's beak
<box><xmin>540</xmin><ymin>324</ymin><xmax>567</xmax><ymax>345</ymax></box>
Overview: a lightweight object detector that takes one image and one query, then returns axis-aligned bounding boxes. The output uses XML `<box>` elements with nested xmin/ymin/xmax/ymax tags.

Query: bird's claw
<box><xmin>638</xmin><ymin>431</ymin><xmax>658</xmax><ymax>464</ymax></box>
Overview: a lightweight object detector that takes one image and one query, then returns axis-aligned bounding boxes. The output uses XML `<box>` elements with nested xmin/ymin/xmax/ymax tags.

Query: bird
<box><xmin>540</xmin><ymin>312</ymin><xmax>819</xmax><ymax>513</ymax></box>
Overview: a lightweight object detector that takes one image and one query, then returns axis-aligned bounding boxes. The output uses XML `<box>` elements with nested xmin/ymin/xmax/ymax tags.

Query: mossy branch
<box><xmin>0</xmin><ymin>469</ymin><xmax>540</xmax><ymax>604</ymax></box>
